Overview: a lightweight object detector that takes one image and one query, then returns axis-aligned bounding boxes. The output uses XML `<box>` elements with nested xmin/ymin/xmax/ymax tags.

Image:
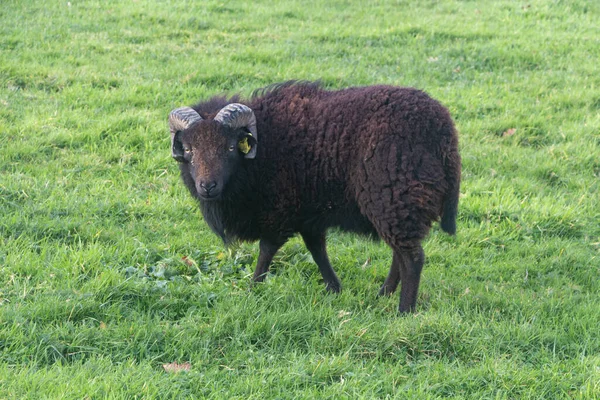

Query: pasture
<box><xmin>1</xmin><ymin>0</ymin><xmax>599</xmax><ymax>398</ymax></box>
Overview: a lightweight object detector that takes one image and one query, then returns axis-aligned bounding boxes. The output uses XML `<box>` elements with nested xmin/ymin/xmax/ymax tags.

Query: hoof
<box><xmin>398</xmin><ymin>303</ymin><xmax>417</xmax><ymax>314</ymax></box>
<box><xmin>325</xmin><ymin>282</ymin><xmax>342</xmax><ymax>293</ymax></box>
<box><xmin>378</xmin><ymin>285</ymin><xmax>397</xmax><ymax>297</ymax></box>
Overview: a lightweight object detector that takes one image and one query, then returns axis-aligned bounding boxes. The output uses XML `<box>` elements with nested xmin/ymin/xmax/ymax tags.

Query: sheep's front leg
<box><xmin>252</xmin><ymin>238</ymin><xmax>285</xmax><ymax>283</ymax></box>
<box><xmin>301</xmin><ymin>231</ymin><xmax>342</xmax><ymax>293</ymax></box>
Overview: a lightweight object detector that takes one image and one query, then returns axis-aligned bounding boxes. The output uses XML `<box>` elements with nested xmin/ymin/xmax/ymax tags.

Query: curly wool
<box><xmin>183</xmin><ymin>81</ymin><xmax>460</xmax><ymax>248</ymax></box>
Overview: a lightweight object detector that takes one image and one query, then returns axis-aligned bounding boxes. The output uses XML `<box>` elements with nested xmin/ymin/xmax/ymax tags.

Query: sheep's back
<box><xmin>252</xmin><ymin>84</ymin><xmax>455</xmax><ymax>195</ymax></box>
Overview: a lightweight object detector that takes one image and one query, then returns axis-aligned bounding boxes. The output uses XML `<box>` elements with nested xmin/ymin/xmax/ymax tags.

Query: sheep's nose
<box><xmin>199</xmin><ymin>181</ymin><xmax>218</xmax><ymax>196</ymax></box>
<box><xmin>201</xmin><ymin>181</ymin><xmax>217</xmax><ymax>191</ymax></box>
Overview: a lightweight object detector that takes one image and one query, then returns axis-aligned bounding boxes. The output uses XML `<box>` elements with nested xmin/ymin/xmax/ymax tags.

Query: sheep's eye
<box><xmin>228</xmin><ymin>145</ymin><xmax>235</xmax><ymax>152</ymax></box>
<box><xmin>184</xmin><ymin>147</ymin><xmax>191</xmax><ymax>154</ymax></box>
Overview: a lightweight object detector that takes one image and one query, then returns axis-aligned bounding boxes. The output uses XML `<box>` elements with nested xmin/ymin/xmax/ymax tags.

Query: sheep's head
<box><xmin>169</xmin><ymin>104</ymin><xmax>257</xmax><ymax>200</ymax></box>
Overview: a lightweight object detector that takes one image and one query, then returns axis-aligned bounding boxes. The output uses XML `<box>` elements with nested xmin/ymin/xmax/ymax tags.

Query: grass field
<box><xmin>1</xmin><ymin>0</ymin><xmax>599</xmax><ymax>398</ymax></box>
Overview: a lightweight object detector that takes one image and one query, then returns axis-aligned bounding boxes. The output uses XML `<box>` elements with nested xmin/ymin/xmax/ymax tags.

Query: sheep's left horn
<box><xmin>214</xmin><ymin>103</ymin><xmax>258</xmax><ymax>158</ymax></box>
<box><xmin>168</xmin><ymin>107</ymin><xmax>203</xmax><ymax>162</ymax></box>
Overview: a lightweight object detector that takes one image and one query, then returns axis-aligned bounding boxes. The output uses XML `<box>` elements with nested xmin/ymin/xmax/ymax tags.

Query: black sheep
<box><xmin>169</xmin><ymin>81</ymin><xmax>461</xmax><ymax>313</ymax></box>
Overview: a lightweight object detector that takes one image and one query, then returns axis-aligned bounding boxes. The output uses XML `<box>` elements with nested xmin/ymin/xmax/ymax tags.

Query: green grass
<box><xmin>1</xmin><ymin>0</ymin><xmax>599</xmax><ymax>398</ymax></box>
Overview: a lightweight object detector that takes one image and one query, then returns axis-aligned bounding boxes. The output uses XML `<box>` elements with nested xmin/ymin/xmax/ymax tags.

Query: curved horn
<box><xmin>214</xmin><ymin>103</ymin><xmax>258</xmax><ymax>159</ymax></box>
<box><xmin>168</xmin><ymin>107</ymin><xmax>203</xmax><ymax>161</ymax></box>
<box><xmin>214</xmin><ymin>103</ymin><xmax>257</xmax><ymax>139</ymax></box>
<box><xmin>169</xmin><ymin>106</ymin><xmax>203</xmax><ymax>134</ymax></box>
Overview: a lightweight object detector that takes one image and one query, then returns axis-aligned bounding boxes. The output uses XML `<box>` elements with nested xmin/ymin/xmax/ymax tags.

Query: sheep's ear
<box><xmin>169</xmin><ymin>107</ymin><xmax>202</xmax><ymax>162</ymax></box>
<box><xmin>239</xmin><ymin>133</ymin><xmax>257</xmax><ymax>159</ymax></box>
<box><xmin>171</xmin><ymin>130</ymin><xmax>185</xmax><ymax>162</ymax></box>
<box><xmin>215</xmin><ymin>103</ymin><xmax>258</xmax><ymax>159</ymax></box>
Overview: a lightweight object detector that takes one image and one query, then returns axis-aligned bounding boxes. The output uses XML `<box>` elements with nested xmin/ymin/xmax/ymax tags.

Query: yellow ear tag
<box><xmin>238</xmin><ymin>137</ymin><xmax>251</xmax><ymax>154</ymax></box>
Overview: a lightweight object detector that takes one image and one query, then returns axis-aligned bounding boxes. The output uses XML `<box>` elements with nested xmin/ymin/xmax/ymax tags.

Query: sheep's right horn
<box><xmin>168</xmin><ymin>107</ymin><xmax>203</xmax><ymax>162</ymax></box>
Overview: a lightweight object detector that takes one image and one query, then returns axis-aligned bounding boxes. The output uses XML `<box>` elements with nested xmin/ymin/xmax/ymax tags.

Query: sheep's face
<box><xmin>175</xmin><ymin>120</ymin><xmax>255</xmax><ymax>200</ymax></box>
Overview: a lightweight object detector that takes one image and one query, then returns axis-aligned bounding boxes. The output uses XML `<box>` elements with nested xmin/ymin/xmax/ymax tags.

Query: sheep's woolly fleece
<box><xmin>182</xmin><ymin>81</ymin><xmax>460</xmax><ymax>249</ymax></box>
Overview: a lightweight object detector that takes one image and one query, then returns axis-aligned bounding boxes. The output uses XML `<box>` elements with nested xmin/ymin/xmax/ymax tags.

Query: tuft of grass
<box><xmin>1</xmin><ymin>0</ymin><xmax>599</xmax><ymax>398</ymax></box>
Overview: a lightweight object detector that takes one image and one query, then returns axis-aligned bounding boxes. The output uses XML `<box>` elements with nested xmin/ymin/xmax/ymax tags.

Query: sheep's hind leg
<box><xmin>252</xmin><ymin>238</ymin><xmax>285</xmax><ymax>283</ymax></box>
<box><xmin>301</xmin><ymin>231</ymin><xmax>342</xmax><ymax>293</ymax></box>
<box><xmin>378</xmin><ymin>252</ymin><xmax>401</xmax><ymax>296</ymax></box>
<box><xmin>394</xmin><ymin>243</ymin><xmax>425</xmax><ymax>314</ymax></box>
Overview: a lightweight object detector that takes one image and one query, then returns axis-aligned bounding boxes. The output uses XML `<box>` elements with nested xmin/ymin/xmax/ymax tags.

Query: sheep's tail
<box><xmin>440</xmin><ymin>185</ymin><xmax>459</xmax><ymax>235</ymax></box>
<box><xmin>440</xmin><ymin>130</ymin><xmax>461</xmax><ymax>236</ymax></box>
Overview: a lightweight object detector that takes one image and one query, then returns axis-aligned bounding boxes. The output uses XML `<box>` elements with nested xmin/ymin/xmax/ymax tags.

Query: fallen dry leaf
<box><xmin>361</xmin><ymin>258</ymin><xmax>370</xmax><ymax>269</ymax></box>
<box><xmin>181</xmin><ymin>256</ymin><xmax>194</xmax><ymax>267</ymax></box>
<box><xmin>502</xmin><ymin>128</ymin><xmax>517</xmax><ymax>137</ymax></box>
<box><xmin>162</xmin><ymin>362</ymin><xmax>191</xmax><ymax>373</ymax></box>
